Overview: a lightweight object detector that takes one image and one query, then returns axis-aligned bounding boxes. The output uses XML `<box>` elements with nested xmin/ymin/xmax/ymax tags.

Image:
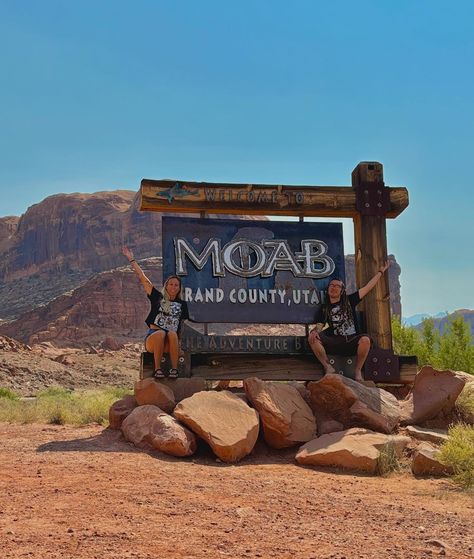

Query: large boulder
<box><xmin>307</xmin><ymin>374</ymin><xmax>401</xmax><ymax>434</ymax></box>
<box><xmin>109</xmin><ymin>395</ymin><xmax>138</xmax><ymax>430</ymax></box>
<box><xmin>134</xmin><ymin>377</ymin><xmax>175</xmax><ymax>413</ymax></box>
<box><xmin>399</xmin><ymin>366</ymin><xmax>466</xmax><ymax>426</ymax></box>
<box><xmin>243</xmin><ymin>377</ymin><xmax>316</xmax><ymax>448</ymax></box>
<box><xmin>315</xmin><ymin>414</ymin><xmax>344</xmax><ymax>436</ymax></box>
<box><xmin>296</xmin><ymin>428</ymin><xmax>410</xmax><ymax>474</ymax></box>
<box><xmin>405</xmin><ymin>426</ymin><xmax>449</xmax><ymax>445</ymax></box>
<box><xmin>173</xmin><ymin>391</ymin><xmax>259</xmax><ymax>463</ymax></box>
<box><xmin>411</xmin><ymin>442</ymin><xmax>453</xmax><ymax>476</ymax></box>
<box><xmin>156</xmin><ymin>378</ymin><xmax>207</xmax><ymax>402</ymax></box>
<box><xmin>121</xmin><ymin>405</ymin><xmax>197</xmax><ymax>457</ymax></box>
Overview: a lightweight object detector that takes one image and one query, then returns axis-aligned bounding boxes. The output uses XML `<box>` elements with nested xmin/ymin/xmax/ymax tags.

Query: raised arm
<box><xmin>122</xmin><ymin>246</ymin><xmax>153</xmax><ymax>295</ymax></box>
<box><xmin>358</xmin><ymin>260</ymin><xmax>390</xmax><ymax>299</ymax></box>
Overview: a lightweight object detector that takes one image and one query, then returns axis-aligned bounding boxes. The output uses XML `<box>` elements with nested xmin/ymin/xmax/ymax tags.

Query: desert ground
<box><xmin>1</xmin><ymin>336</ymin><xmax>473</xmax><ymax>558</ymax></box>
<box><xmin>1</xmin><ymin>422</ymin><xmax>473</xmax><ymax>559</ymax></box>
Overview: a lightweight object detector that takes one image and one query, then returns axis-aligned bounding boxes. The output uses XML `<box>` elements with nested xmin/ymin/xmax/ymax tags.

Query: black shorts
<box><xmin>319</xmin><ymin>332</ymin><xmax>371</xmax><ymax>356</ymax></box>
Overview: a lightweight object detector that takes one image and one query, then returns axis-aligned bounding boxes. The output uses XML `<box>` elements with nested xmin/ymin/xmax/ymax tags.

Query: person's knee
<box><xmin>146</xmin><ymin>330</ymin><xmax>165</xmax><ymax>350</ymax></box>
<box><xmin>358</xmin><ymin>336</ymin><xmax>371</xmax><ymax>349</ymax></box>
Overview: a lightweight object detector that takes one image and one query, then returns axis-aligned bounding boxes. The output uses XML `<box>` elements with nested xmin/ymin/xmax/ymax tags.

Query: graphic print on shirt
<box><xmin>154</xmin><ymin>301</ymin><xmax>183</xmax><ymax>332</ymax></box>
<box><xmin>330</xmin><ymin>304</ymin><xmax>356</xmax><ymax>336</ymax></box>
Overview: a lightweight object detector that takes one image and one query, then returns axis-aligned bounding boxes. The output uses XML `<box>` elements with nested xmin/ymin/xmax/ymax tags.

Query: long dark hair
<box><xmin>323</xmin><ymin>279</ymin><xmax>354</xmax><ymax>325</ymax></box>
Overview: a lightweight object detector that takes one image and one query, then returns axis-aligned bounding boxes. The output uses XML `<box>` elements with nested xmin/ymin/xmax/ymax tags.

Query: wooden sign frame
<box><xmin>139</xmin><ymin>162</ymin><xmax>415</xmax><ymax>382</ymax></box>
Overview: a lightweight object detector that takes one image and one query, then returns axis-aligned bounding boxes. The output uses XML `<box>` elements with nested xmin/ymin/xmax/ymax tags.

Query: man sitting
<box><xmin>308</xmin><ymin>261</ymin><xmax>390</xmax><ymax>381</ymax></box>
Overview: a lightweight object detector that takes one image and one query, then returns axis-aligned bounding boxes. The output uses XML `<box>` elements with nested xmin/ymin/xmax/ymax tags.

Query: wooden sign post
<box><xmin>139</xmin><ymin>162</ymin><xmax>415</xmax><ymax>383</ymax></box>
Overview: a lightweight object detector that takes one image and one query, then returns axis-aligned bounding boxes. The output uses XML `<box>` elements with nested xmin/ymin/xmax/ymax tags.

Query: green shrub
<box><xmin>439</xmin><ymin>424</ymin><xmax>474</xmax><ymax>490</ymax></box>
<box><xmin>0</xmin><ymin>388</ymin><xmax>19</xmax><ymax>400</ymax></box>
<box><xmin>392</xmin><ymin>315</ymin><xmax>473</xmax><ymax>373</ymax></box>
<box><xmin>37</xmin><ymin>386</ymin><xmax>73</xmax><ymax>399</ymax></box>
<box><xmin>455</xmin><ymin>384</ymin><xmax>474</xmax><ymax>424</ymax></box>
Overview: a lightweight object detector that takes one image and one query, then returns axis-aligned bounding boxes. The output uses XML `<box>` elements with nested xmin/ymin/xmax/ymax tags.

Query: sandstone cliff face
<box><xmin>0</xmin><ymin>190</ymin><xmax>162</xmax><ymax>283</ymax></box>
<box><xmin>0</xmin><ymin>216</ymin><xmax>20</xmax><ymax>254</ymax></box>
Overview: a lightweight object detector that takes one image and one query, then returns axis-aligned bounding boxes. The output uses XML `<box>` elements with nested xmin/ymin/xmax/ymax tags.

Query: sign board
<box><xmin>162</xmin><ymin>217</ymin><xmax>345</xmax><ymax>324</ymax></box>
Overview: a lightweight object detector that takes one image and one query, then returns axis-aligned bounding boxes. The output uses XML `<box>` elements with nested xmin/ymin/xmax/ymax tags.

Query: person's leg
<box><xmin>166</xmin><ymin>331</ymin><xmax>179</xmax><ymax>370</ymax></box>
<box><xmin>354</xmin><ymin>336</ymin><xmax>371</xmax><ymax>381</ymax></box>
<box><xmin>145</xmin><ymin>330</ymin><xmax>166</xmax><ymax>374</ymax></box>
<box><xmin>308</xmin><ymin>336</ymin><xmax>336</xmax><ymax>374</ymax></box>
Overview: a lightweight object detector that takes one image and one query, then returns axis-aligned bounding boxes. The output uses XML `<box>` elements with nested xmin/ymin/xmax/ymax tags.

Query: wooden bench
<box><xmin>139</xmin><ymin>324</ymin><xmax>417</xmax><ymax>384</ymax></box>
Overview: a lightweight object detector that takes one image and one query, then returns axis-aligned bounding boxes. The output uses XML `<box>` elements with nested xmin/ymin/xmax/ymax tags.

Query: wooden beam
<box><xmin>140</xmin><ymin>179</ymin><xmax>409</xmax><ymax>218</ymax></box>
<box><xmin>140</xmin><ymin>352</ymin><xmax>417</xmax><ymax>383</ymax></box>
<box><xmin>352</xmin><ymin>162</ymin><xmax>393</xmax><ymax>350</ymax></box>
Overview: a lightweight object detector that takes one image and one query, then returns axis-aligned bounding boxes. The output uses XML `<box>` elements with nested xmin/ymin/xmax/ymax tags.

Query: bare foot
<box><xmin>354</xmin><ymin>370</ymin><xmax>364</xmax><ymax>382</ymax></box>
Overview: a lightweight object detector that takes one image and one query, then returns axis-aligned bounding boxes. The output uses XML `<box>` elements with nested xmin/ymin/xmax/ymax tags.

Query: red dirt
<box><xmin>1</xmin><ymin>423</ymin><xmax>473</xmax><ymax>559</ymax></box>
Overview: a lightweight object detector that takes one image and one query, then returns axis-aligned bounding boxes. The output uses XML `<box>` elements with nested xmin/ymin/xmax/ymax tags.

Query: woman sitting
<box><xmin>122</xmin><ymin>246</ymin><xmax>189</xmax><ymax>379</ymax></box>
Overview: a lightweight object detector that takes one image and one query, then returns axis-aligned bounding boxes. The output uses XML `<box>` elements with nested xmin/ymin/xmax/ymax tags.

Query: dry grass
<box><xmin>377</xmin><ymin>443</ymin><xmax>401</xmax><ymax>476</ymax></box>
<box><xmin>0</xmin><ymin>386</ymin><xmax>132</xmax><ymax>426</ymax></box>
<box><xmin>455</xmin><ymin>383</ymin><xmax>474</xmax><ymax>424</ymax></box>
<box><xmin>439</xmin><ymin>424</ymin><xmax>474</xmax><ymax>490</ymax></box>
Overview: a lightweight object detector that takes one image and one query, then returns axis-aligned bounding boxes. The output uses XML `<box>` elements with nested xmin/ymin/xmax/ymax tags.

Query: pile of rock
<box><xmin>108</xmin><ymin>366</ymin><xmax>470</xmax><ymax>475</ymax></box>
<box><xmin>0</xmin><ymin>335</ymin><xmax>31</xmax><ymax>352</ymax></box>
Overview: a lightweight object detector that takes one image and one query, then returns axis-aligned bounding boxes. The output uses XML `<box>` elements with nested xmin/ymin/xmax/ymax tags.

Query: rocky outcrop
<box><xmin>296</xmin><ymin>428</ymin><xmax>410</xmax><ymax>473</ymax></box>
<box><xmin>0</xmin><ymin>335</ymin><xmax>31</xmax><ymax>352</ymax></box>
<box><xmin>405</xmin><ymin>426</ymin><xmax>449</xmax><ymax>445</ymax></box>
<box><xmin>109</xmin><ymin>395</ymin><xmax>138</xmax><ymax>430</ymax></box>
<box><xmin>134</xmin><ymin>378</ymin><xmax>175</xmax><ymax>413</ymax></box>
<box><xmin>121</xmin><ymin>405</ymin><xmax>197</xmax><ymax>457</ymax></box>
<box><xmin>399</xmin><ymin>366</ymin><xmax>466</xmax><ymax>426</ymax></box>
<box><xmin>155</xmin><ymin>378</ymin><xmax>207</xmax><ymax>402</ymax></box>
<box><xmin>173</xmin><ymin>391</ymin><xmax>260</xmax><ymax>463</ymax></box>
<box><xmin>411</xmin><ymin>442</ymin><xmax>453</xmax><ymax>476</ymax></box>
<box><xmin>0</xmin><ymin>216</ymin><xmax>19</xmax><ymax>254</ymax></box>
<box><xmin>308</xmin><ymin>374</ymin><xmax>401</xmax><ymax>434</ymax></box>
<box><xmin>0</xmin><ymin>260</ymin><xmax>162</xmax><ymax>346</ymax></box>
<box><xmin>243</xmin><ymin>377</ymin><xmax>316</xmax><ymax>448</ymax></box>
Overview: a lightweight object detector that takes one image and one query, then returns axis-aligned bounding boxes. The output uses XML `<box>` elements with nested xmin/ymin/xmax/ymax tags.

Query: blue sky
<box><xmin>0</xmin><ymin>0</ymin><xmax>473</xmax><ymax>316</ymax></box>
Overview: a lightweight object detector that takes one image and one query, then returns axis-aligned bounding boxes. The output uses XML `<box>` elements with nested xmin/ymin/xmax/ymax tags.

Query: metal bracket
<box><xmin>364</xmin><ymin>348</ymin><xmax>400</xmax><ymax>381</ymax></box>
<box><xmin>355</xmin><ymin>182</ymin><xmax>390</xmax><ymax>216</ymax></box>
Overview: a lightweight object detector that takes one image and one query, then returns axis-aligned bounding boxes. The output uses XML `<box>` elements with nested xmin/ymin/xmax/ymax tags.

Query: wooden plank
<box><xmin>191</xmin><ymin>355</ymin><xmax>325</xmax><ymax>381</ymax></box>
<box><xmin>140</xmin><ymin>179</ymin><xmax>409</xmax><ymax>218</ymax></box>
<box><xmin>140</xmin><ymin>351</ymin><xmax>417</xmax><ymax>383</ymax></box>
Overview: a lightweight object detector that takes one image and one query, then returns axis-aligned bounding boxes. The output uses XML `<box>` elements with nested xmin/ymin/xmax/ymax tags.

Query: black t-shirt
<box><xmin>145</xmin><ymin>286</ymin><xmax>189</xmax><ymax>333</ymax></box>
<box><xmin>314</xmin><ymin>291</ymin><xmax>361</xmax><ymax>336</ymax></box>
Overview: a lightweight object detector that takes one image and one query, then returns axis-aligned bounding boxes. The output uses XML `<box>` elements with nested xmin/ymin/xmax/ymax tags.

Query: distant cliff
<box><xmin>0</xmin><ymin>191</ymin><xmax>163</xmax><ymax>321</ymax></box>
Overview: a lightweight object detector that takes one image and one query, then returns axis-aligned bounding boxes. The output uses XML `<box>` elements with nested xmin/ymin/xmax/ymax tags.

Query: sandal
<box><xmin>168</xmin><ymin>368</ymin><xmax>179</xmax><ymax>379</ymax></box>
<box><xmin>153</xmin><ymin>369</ymin><xmax>165</xmax><ymax>379</ymax></box>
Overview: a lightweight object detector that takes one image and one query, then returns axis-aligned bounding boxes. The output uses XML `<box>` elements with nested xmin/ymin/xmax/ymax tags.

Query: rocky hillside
<box><xmin>0</xmin><ymin>190</ymin><xmax>164</xmax><ymax>321</ymax></box>
<box><xmin>0</xmin><ymin>259</ymin><xmax>162</xmax><ymax>347</ymax></box>
<box><xmin>415</xmin><ymin>309</ymin><xmax>474</xmax><ymax>337</ymax></box>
